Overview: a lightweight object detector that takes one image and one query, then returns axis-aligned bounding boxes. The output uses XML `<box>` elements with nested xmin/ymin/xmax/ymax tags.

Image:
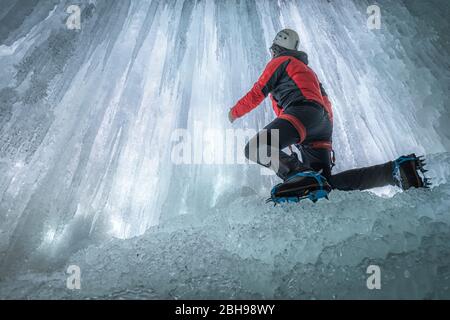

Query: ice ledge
<box><xmin>1</xmin><ymin>153</ymin><xmax>450</xmax><ymax>299</ymax></box>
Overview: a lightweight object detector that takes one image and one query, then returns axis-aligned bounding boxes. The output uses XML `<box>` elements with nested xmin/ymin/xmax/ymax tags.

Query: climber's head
<box><xmin>270</xmin><ymin>29</ymin><xmax>300</xmax><ymax>58</ymax></box>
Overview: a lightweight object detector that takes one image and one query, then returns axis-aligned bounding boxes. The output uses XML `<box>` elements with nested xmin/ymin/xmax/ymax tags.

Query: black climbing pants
<box><xmin>244</xmin><ymin>103</ymin><xmax>396</xmax><ymax>191</ymax></box>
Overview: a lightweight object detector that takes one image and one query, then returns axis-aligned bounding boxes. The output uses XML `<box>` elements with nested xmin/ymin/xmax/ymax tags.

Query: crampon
<box><xmin>392</xmin><ymin>153</ymin><xmax>431</xmax><ymax>190</ymax></box>
<box><xmin>266</xmin><ymin>171</ymin><xmax>332</xmax><ymax>205</ymax></box>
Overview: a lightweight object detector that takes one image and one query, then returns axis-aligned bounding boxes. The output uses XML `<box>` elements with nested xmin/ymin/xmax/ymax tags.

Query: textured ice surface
<box><xmin>1</xmin><ymin>153</ymin><xmax>450</xmax><ymax>299</ymax></box>
<box><xmin>0</xmin><ymin>0</ymin><xmax>449</xmax><ymax>298</ymax></box>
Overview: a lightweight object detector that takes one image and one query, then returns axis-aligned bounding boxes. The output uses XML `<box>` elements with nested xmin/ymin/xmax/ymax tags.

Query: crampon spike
<box><xmin>267</xmin><ymin>171</ymin><xmax>331</xmax><ymax>205</ymax></box>
<box><xmin>393</xmin><ymin>154</ymin><xmax>431</xmax><ymax>190</ymax></box>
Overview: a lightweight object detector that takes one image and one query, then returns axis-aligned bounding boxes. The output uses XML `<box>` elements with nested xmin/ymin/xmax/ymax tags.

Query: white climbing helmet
<box><xmin>272</xmin><ymin>29</ymin><xmax>300</xmax><ymax>51</ymax></box>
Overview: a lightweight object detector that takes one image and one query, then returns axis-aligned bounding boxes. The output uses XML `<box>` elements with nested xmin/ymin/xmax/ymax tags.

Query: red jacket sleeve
<box><xmin>231</xmin><ymin>57</ymin><xmax>288</xmax><ymax>119</ymax></box>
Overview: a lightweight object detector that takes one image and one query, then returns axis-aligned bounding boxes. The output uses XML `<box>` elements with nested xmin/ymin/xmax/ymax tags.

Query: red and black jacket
<box><xmin>231</xmin><ymin>50</ymin><xmax>333</xmax><ymax>123</ymax></box>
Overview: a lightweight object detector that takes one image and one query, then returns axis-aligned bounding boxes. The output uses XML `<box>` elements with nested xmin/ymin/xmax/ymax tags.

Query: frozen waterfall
<box><xmin>0</xmin><ymin>0</ymin><xmax>449</xmax><ymax>299</ymax></box>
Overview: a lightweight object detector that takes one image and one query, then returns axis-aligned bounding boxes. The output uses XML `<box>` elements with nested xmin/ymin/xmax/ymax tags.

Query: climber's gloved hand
<box><xmin>228</xmin><ymin>109</ymin><xmax>237</xmax><ymax>124</ymax></box>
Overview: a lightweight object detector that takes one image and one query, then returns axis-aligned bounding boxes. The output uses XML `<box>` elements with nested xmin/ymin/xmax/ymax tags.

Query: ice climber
<box><xmin>228</xmin><ymin>29</ymin><xmax>429</xmax><ymax>204</ymax></box>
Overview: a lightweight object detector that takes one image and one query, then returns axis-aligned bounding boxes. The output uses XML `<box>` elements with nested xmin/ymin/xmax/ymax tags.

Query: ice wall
<box><xmin>0</xmin><ymin>0</ymin><xmax>449</xmax><ymax>289</ymax></box>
